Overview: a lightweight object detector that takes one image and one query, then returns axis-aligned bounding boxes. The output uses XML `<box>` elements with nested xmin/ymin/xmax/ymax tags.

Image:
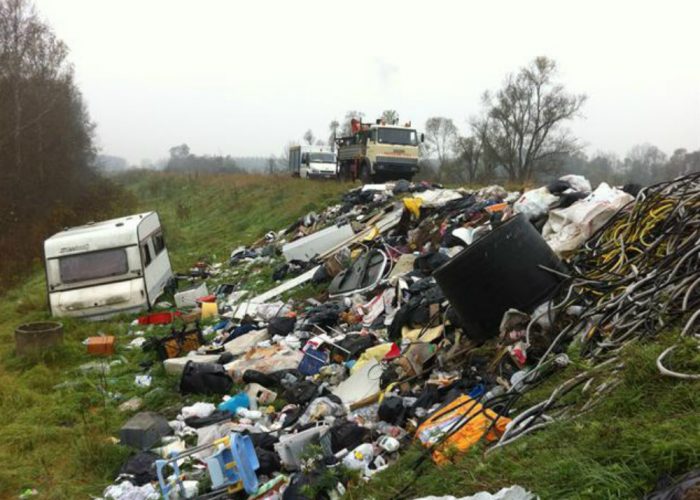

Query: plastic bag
<box><xmin>514</xmin><ymin>187</ymin><xmax>558</xmax><ymax>221</ymax></box>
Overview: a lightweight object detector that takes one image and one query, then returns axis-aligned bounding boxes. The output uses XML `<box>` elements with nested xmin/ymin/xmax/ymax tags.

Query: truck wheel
<box><xmin>360</xmin><ymin>162</ymin><xmax>372</xmax><ymax>184</ymax></box>
<box><xmin>338</xmin><ymin>163</ymin><xmax>351</xmax><ymax>182</ymax></box>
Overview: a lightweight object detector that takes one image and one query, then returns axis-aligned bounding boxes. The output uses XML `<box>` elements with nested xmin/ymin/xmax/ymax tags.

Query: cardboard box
<box><xmin>87</xmin><ymin>336</ymin><xmax>115</xmax><ymax>356</ymax></box>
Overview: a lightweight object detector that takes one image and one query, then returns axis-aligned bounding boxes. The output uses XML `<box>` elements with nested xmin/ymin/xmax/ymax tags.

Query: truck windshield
<box><xmin>309</xmin><ymin>152</ymin><xmax>335</xmax><ymax>163</ymax></box>
<box><xmin>378</xmin><ymin>128</ymin><xmax>418</xmax><ymax>146</ymax></box>
<box><xmin>59</xmin><ymin>248</ymin><xmax>129</xmax><ymax>283</ymax></box>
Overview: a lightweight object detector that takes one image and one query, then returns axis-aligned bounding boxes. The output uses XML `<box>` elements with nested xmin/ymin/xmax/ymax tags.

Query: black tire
<box><xmin>337</xmin><ymin>163</ymin><xmax>350</xmax><ymax>182</ymax></box>
<box><xmin>360</xmin><ymin>162</ymin><xmax>372</xmax><ymax>184</ymax></box>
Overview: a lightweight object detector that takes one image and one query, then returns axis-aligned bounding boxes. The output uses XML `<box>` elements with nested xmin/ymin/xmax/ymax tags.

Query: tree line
<box><xmin>0</xmin><ymin>0</ymin><xmax>130</xmax><ymax>289</ymax></box>
<box><xmin>309</xmin><ymin>57</ymin><xmax>696</xmax><ymax>186</ymax></box>
<box><xmin>164</xmin><ymin>143</ymin><xmax>247</xmax><ymax>174</ymax></box>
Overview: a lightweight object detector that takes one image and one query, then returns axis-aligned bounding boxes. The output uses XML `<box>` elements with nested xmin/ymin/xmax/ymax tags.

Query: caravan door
<box><xmin>138</xmin><ymin>214</ymin><xmax>173</xmax><ymax>306</ymax></box>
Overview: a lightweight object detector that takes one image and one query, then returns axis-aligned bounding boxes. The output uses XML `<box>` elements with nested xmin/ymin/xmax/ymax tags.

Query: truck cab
<box><xmin>336</xmin><ymin>121</ymin><xmax>422</xmax><ymax>182</ymax></box>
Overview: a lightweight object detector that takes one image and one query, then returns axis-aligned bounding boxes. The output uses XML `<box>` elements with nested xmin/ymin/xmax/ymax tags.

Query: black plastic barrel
<box><xmin>434</xmin><ymin>214</ymin><xmax>566</xmax><ymax>342</ymax></box>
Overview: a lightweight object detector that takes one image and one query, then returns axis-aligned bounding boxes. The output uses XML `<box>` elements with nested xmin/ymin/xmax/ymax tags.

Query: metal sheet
<box><xmin>282</xmin><ymin>224</ymin><xmax>355</xmax><ymax>262</ymax></box>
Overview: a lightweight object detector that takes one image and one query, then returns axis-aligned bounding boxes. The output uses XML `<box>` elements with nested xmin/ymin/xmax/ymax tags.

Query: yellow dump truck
<box><xmin>336</xmin><ymin>119</ymin><xmax>423</xmax><ymax>182</ymax></box>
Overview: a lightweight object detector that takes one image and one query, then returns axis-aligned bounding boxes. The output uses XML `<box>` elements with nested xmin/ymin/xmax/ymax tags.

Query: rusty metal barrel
<box><xmin>15</xmin><ymin>321</ymin><xmax>64</xmax><ymax>355</ymax></box>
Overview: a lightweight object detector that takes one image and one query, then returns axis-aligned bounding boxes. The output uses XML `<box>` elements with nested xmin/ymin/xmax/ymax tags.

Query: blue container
<box><xmin>218</xmin><ymin>392</ymin><xmax>250</xmax><ymax>415</ymax></box>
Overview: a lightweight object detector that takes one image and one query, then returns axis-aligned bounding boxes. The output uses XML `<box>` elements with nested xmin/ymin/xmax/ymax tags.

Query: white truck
<box><xmin>288</xmin><ymin>145</ymin><xmax>337</xmax><ymax>179</ymax></box>
<box><xmin>43</xmin><ymin>212</ymin><xmax>174</xmax><ymax>319</ymax></box>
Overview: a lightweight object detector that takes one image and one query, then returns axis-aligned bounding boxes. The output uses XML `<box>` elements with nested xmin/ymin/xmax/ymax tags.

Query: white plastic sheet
<box><xmin>415</xmin><ymin>189</ymin><xmax>464</xmax><ymax>207</ymax></box>
<box><xmin>559</xmin><ymin>174</ymin><xmax>591</xmax><ymax>193</ymax></box>
<box><xmin>101</xmin><ymin>481</ymin><xmax>159</xmax><ymax>500</ymax></box>
<box><xmin>514</xmin><ymin>187</ymin><xmax>558</xmax><ymax>221</ymax></box>
<box><xmin>542</xmin><ymin>182</ymin><xmax>633</xmax><ymax>256</ymax></box>
<box><xmin>180</xmin><ymin>402</ymin><xmax>216</xmax><ymax>420</ymax></box>
<box><xmin>413</xmin><ymin>484</ymin><xmax>536</xmax><ymax>500</ymax></box>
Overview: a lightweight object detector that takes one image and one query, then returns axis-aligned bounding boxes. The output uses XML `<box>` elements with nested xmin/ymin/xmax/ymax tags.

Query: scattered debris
<box><xmin>83</xmin><ymin>174</ymin><xmax>700</xmax><ymax>498</ymax></box>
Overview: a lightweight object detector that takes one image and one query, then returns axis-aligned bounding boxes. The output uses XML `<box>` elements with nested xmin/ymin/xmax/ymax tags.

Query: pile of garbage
<box><xmin>98</xmin><ymin>173</ymin><xmax>700</xmax><ymax>500</ymax></box>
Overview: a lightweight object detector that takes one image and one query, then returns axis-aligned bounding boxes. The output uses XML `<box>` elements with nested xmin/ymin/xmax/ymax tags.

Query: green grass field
<box><xmin>0</xmin><ymin>172</ymin><xmax>698</xmax><ymax>499</ymax></box>
<box><xmin>0</xmin><ymin>172</ymin><xmax>349</xmax><ymax>499</ymax></box>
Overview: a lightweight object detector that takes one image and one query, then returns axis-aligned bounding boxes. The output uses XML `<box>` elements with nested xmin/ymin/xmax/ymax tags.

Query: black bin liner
<box><xmin>179</xmin><ymin>361</ymin><xmax>233</xmax><ymax>395</ymax></box>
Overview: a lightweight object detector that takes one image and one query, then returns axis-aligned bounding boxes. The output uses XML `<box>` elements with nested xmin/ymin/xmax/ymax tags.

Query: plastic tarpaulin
<box><xmin>415</xmin><ymin>395</ymin><xmax>510</xmax><ymax>465</ymax></box>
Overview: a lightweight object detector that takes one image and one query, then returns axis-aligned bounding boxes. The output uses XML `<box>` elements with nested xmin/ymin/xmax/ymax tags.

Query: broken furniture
<box><xmin>156</xmin><ymin>433</ymin><xmax>259</xmax><ymax>499</ymax></box>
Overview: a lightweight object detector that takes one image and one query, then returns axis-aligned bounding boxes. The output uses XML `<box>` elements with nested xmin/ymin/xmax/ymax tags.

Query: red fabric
<box><xmin>383</xmin><ymin>343</ymin><xmax>401</xmax><ymax>360</ymax></box>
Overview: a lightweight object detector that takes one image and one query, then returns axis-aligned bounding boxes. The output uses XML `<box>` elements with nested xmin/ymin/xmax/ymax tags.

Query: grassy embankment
<box><xmin>1</xmin><ymin>171</ymin><xmax>698</xmax><ymax>499</ymax></box>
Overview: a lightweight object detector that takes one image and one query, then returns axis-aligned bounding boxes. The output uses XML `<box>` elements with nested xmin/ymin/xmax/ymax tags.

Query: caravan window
<box><xmin>153</xmin><ymin>232</ymin><xmax>165</xmax><ymax>255</ymax></box>
<box><xmin>59</xmin><ymin>248</ymin><xmax>128</xmax><ymax>284</ymax></box>
<box><xmin>142</xmin><ymin>242</ymin><xmax>152</xmax><ymax>266</ymax></box>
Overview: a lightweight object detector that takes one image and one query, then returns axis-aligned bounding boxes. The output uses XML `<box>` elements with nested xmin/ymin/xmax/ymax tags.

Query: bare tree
<box><xmin>303</xmin><ymin>129</ymin><xmax>315</xmax><ymax>145</ymax></box>
<box><xmin>328</xmin><ymin>119</ymin><xmax>339</xmax><ymax>150</ymax></box>
<box><xmin>381</xmin><ymin>109</ymin><xmax>399</xmax><ymax>125</ymax></box>
<box><xmin>424</xmin><ymin>116</ymin><xmax>458</xmax><ymax>167</ymax></box>
<box><xmin>624</xmin><ymin>144</ymin><xmax>666</xmax><ymax>185</ymax></box>
<box><xmin>169</xmin><ymin>143</ymin><xmax>190</xmax><ymax>159</ymax></box>
<box><xmin>668</xmin><ymin>148</ymin><xmax>700</xmax><ymax>178</ymax></box>
<box><xmin>453</xmin><ymin>135</ymin><xmax>482</xmax><ymax>183</ymax></box>
<box><xmin>472</xmin><ymin>57</ymin><xmax>586</xmax><ymax>183</ymax></box>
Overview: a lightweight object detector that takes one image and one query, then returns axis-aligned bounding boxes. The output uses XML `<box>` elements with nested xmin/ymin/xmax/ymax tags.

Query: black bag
<box><xmin>414</xmin><ymin>252</ymin><xmax>449</xmax><ymax>275</ymax></box>
<box><xmin>248</xmin><ymin>431</ymin><xmax>279</xmax><ymax>451</ymax></box>
<box><xmin>268</xmin><ymin>316</ymin><xmax>296</xmax><ymax>337</ymax></box>
<box><xmin>329</xmin><ymin>422</ymin><xmax>370</xmax><ymax>453</ymax></box>
<box><xmin>255</xmin><ymin>447</ymin><xmax>281</xmax><ymax>475</ymax></box>
<box><xmin>378</xmin><ymin>396</ymin><xmax>406</xmax><ymax>425</ymax></box>
<box><xmin>242</xmin><ymin>368</ymin><xmax>301</xmax><ymax>389</ymax></box>
<box><xmin>119</xmin><ymin>451</ymin><xmax>159</xmax><ymax>485</ymax></box>
<box><xmin>409</xmin><ymin>385</ymin><xmax>440</xmax><ymax>417</ymax></box>
<box><xmin>179</xmin><ymin>361</ymin><xmax>233</xmax><ymax>395</ymax></box>
<box><xmin>333</xmin><ymin>334</ymin><xmax>375</xmax><ymax>361</ymax></box>
<box><xmin>283</xmin><ymin>380</ymin><xmax>318</xmax><ymax>405</ymax></box>
<box><xmin>217</xmin><ymin>352</ymin><xmax>234</xmax><ymax>365</ymax></box>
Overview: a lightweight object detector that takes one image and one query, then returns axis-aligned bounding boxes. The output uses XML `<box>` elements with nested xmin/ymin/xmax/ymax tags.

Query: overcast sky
<box><xmin>36</xmin><ymin>0</ymin><xmax>700</xmax><ymax>165</ymax></box>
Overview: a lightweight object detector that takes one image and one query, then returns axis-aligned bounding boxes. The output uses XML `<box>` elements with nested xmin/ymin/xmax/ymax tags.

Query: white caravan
<box><xmin>44</xmin><ymin>212</ymin><xmax>174</xmax><ymax>319</ymax></box>
<box><xmin>288</xmin><ymin>145</ymin><xmax>337</xmax><ymax>179</ymax></box>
